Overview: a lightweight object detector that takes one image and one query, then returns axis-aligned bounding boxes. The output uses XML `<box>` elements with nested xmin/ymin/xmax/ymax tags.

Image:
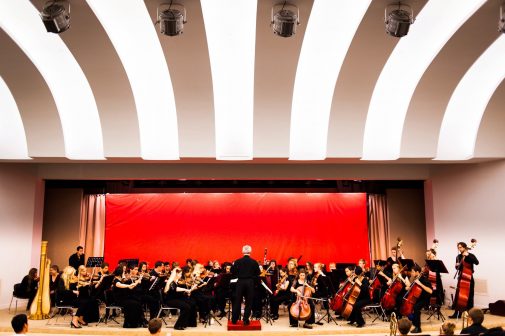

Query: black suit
<box><xmin>231</xmin><ymin>255</ymin><xmax>260</xmax><ymax>323</ymax></box>
<box><xmin>69</xmin><ymin>253</ymin><xmax>85</xmax><ymax>271</ymax></box>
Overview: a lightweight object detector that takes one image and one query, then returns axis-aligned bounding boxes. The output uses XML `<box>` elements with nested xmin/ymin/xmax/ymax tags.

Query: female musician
<box><xmin>358</xmin><ymin>259</ymin><xmax>371</xmax><ymax>278</ymax></box>
<box><xmin>449</xmin><ymin>242</ymin><xmax>479</xmax><ymax>318</ymax></box>
<box><xmin>191</xmin><ymin>263</ymin><xmax>214</xmax><ymax>323</ymax></box>
<box><xmin>75</xmin><ymin>265</ymin><xmax>100</xmax><ymax>324</ymax></box>
<box><xmin>112</xmin><ymin>266</ymin><xmax>144</xmax><ymax>328</ymax></box>
<box><xmin>163</xmin><ymin>267</ymin><xmax>198</xmax><ymax>330</ymax></box>
<box><xmin>270</xmin><ymin>267</ymin><xmax>291</xmax><ymax>320</ymax></box>
<box><xmin>403</xmin><ymin>265</ymin><xmax>432</xmax><ymax>334</ymax></box>
<box><xmin>383</xmin><ymin>263</ymin><xmax>410</xmax><ymax>313</ymax></box>
<box><xmin>57</xmin><ymin>266</ymin><xmax>80</xmax><ymax>328</ymax></box>
<box><xmin>425</xmin><ymin>248</ymin><xmax>444</xmax><ymax>305</ymax></box>
<box><xmin>287</xmin><ymin>259</ymin><xmax>298</xmax><ymax>280</ymax></box>
<box><xmin>312</xmin><ymin>263</ymin><xmax>330</xmax><ymax>304</ymax></box>
<box><xmin>17</xmin><ymin>268</ymin><xmax>39</xmax><ymax>310</ymax></box>
<box><xmin>288</xmin><ymin>269</ymin><xmax>315</xmax><ymax>329</ymax></box>
<box><xmin>305</xmin><ymin>262</ymin><xmax>314</xmax><ymax>281</ymax></box>
<box><xmin>345</xmin><ymin>266</ymin><xmax>370</xmax><ymax>328</ymax></box>
<box><xmin>214</xmin><ymin>262</ymin><xmax>233</xmax><ymax>318</ymax></box>
<box><xmin>49</xmin><ymin>265</ymin><xmax>61</xmax><ymax>307</ymax></box>
<box><xmin>386</xmin><ymin>247</ymin><xmax>404</xmax><ymax>271</ymax></box>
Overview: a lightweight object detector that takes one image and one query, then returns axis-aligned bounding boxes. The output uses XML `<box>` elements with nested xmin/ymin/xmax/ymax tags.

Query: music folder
<box><xmin>425</xmin><ymin>259</ymin><xmax>449</xmax><ymax>274</ymax></box>
<box><xmin>86</xmin><ymin>257</ymin><xmax>104</xmax><ymax>268</ymax></box>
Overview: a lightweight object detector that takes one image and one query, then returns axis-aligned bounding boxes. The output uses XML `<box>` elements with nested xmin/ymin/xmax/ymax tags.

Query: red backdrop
<box><xmin>104</xmin><ymin>193</ymin><xmax>370</xmax><ymax>268</ymax></box>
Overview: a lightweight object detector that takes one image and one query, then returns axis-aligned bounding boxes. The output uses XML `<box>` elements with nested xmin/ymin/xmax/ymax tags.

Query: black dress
<box><xmin>288</xmin><ymin>281</ymin><xmax>315</xmax><ymax>326</ymax></box>
<box><xmin>112</xmin><ymin>278</ymin><xmax>143</xmax><ymax>328</ymax></box>
<box><xmin>453</xmin><ymin>253</ymin><xmax>479</xmax><ymax>311</ymax></box>
<box><xmin>347</xmin><ymin>278</ymin><xmax>371</xmax><ymax>326</ymax></box>
<box><xmin>163</xmin><ymin>281</ymin><xmax>197</xmax><ymax>329</ymax></box>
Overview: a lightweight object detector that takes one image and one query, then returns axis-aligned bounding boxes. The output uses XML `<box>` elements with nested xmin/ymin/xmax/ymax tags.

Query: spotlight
<box><xmin>157</xmin><ymin>3</ymin><xmax>186</xmax><ymax>36</ymax></box>
<box><xmin>271</xmin><ymin>2</ymin><xmax>299</xmax><ymax>38</ymax></box>
<box><xmin>499</xmin><ymin>5</ymin><xmax>505</xmax><ymax>34</ymax></box>
<box><xmin>384</xmin><ymin>3</ymin><xmax>414</xmax><ymax>38</ymax></box>
<box><xmin>40</xmin><ymin>0</ymin><xmax>70</xmax><ymax>34</ymax></box>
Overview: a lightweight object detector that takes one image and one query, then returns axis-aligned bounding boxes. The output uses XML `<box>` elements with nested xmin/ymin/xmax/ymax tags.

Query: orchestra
<box><xmin>22</xmin><ymin>237</ymin><xmax>479</xmax><ymax>333</ymax></box>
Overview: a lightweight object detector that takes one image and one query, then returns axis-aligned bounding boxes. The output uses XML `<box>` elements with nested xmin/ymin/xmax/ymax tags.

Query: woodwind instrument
<box><xmin>29</xmin><ymin>241</ymin><xmax>51</xmax><ymax>320</ymax></box>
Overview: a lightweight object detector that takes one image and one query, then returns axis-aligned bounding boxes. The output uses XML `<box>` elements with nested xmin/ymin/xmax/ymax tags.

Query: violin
<box><xmin>274</xmin><ymin>274</ymin><xmax>288</xmax><ymax>296</ymax></box>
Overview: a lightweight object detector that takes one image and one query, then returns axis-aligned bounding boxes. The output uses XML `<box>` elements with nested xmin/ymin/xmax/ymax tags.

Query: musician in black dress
<box><xmin>112</xmin><ymin>266</ymin><xmax>144</xmax><ymax>328</ymax></box>
<box><xmin>269</xmin><ymin>267</ymin><xmax>291</xmax><ymax>320</ymax></box>
<box><xmin>16</xmin><ymin>268</ymin><xmax>38</xmax><ymax>310</ymax></box>
<box><xmin>288</xmin><ymin>269</ymin><xmax>315</xmax><ymax>329</ymax></box>
<box><xmin>231</xmin><ymin>245</ymin><xmax>260</xmax><ymax>325</ymax></box>
<box><xmin>163</xmin><ymin>267</ymin><xmax>197</xmax><ymax>330</ymax></box>
<box><xmin>449</xmin><ymin>241</ymin><xmax>479</xmax><ymax>318</ymax></box>
<box><xmin>346</xmin><ymin>266</ymin><xmax>370</xmax><ymax>328</ymax></box>
<box><xmin>312</xmin><ymin>263</ymin><xmax>330</xmax><ymax>308</ymax></box>
<box><xmin>214</xmin><ymin>262</ymin><xmax>233</xmax><ymax>318</ymax></box>
<box><xmin>425</xmin><ymin>248</ymin><xmax>444</xmax><ymax>305</ymax></box>
<box><xmin>148</xmin><ymin>261</ymin><xmax>165</xmax><ymax>318</ymax></box>
<box><xmin>404</xmin><ymin>265</ymin><xmax>432</xmax><ymax>334</ymax></box>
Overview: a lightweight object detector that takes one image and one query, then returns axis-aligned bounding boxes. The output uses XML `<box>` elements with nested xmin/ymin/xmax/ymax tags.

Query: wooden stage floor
<box><xmin>1</xmin><ymin>307</ymin><xmax>504</xmax><ymax>336</ymax></box>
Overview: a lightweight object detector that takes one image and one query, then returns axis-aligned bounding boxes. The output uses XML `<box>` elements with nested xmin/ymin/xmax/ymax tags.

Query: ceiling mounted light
<box><xmin>499</xmin><ymin>5</ymin><xmax>505</xmax><ymax>33</ymax></box>
<box><xmin>271</xmin><ymin>2</ymin><xmax>299</xmax><ymax>38</ymax></box>
<box><xmin>40</xmin><ymin>0</ymin><xmax>70</xmax><ymax>34</ymax></box>
<box><xmin>157</xmin><ymin>2</ymin><xmax>186</xmax><ymax>36</ymax></box>
<box><xmin>385</xmin><ymin>3</ymin><xmax>414</xmax><ymax>37</ymax></box>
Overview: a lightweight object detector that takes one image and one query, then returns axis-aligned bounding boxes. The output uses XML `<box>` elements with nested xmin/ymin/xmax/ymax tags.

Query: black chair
<box><xmin>97</xmin><ymin>290</ymin><xmax>122</xmax><ymax>325</ymax></box>
<box><xmin>9</xmin><ymin>283</ymin><xmax>29</xmax><ymax>314</ymax></box>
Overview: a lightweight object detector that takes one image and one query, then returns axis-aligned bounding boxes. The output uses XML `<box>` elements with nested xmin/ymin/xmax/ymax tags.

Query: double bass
<box><xmin>453</xmin><ymin>239</ymin><xmax>477</xmax><ymax>312</ymax></box>
<box><xmin>381</xmin><ymin>265</ymin><xmax>407</xmax><ymax>310</ymax></box>
<box><xmin>289</xmin><ymin>281</ymin><xmax>313</xmax><ymax>321</ymax></box>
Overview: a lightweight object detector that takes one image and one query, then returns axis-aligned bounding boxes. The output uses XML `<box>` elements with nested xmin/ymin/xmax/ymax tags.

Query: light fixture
<box><xmin>157</xmin><ymin>2</ymin><xmax>186</xmax><ymax>36</ymax></box>
<box><xmin>271</xmin><ymin>2</ymin><xmax>299</xmax><ymax>38</ymax></box>
<box><xmin>499</xmin><ymin>5</ymin><xmax>505</xmax><ymax>33</ymax></box>
<box><xmin>40</xmin><ymin>0</ymin><xmax>70</xmax><ymax>34</ymax></box>
<box><xmin>384</xmin><ymin>3</ymin><xmax>414</xmax><ymax>37</ymax></box>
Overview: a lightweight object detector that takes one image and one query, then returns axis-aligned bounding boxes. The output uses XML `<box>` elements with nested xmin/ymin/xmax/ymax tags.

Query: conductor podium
<box><xmin>227</xmin><ymin>320</ymin><xmax>262</xmax><ymax>331</ymax></box>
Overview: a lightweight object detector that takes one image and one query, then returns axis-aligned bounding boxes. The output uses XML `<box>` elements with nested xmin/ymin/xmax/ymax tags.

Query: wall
<box><xmin>42</xmin><ymin>188</ymin><xmax>82</xmax><ymax>269</ymax></box>
<box><xmin>429</xmin><ymin>159</ymin><xmax>505</xmax><ymax>308</ymax></box>
<box><xmin>0</xmin><ymin>164</ymin><xmax>43</xmax><ymax>309</ymax></box>
<box><xmin>386</xmin><ymin>188</ymin><xmax>427</xmax><ymax>265</ymax></box>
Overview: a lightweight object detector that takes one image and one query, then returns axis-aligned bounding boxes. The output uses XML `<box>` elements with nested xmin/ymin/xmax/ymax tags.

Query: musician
<box><xmin>327</xmin><ymin>262</ymin><xmax>340</xmax><ymax>293</ymax></box>
<box><xmin>148</xmin><ymin>261</ymin><xmax>165</xmax><ymax>315</ymax></box>
<box><xmin>231</xmin><ymin>245</ymin><xmax>260</xmax><ymax>326</ymax></box>
<box><xmin>17</xmin><ymin>268</ymin><xmax>38</xmax><ymax>310</ymax></box>
<box><xmin>305</xmin><ymin>262</ymin><xmax>314</xmax><ymax>281</ymax></box>
<box><xmin>358</xmin><ymin>259</ymin><xmax>371</xmax><ymax>278</ymax></box>
<box><xmin>404</xmin><ymin>265</ymin><xmax>432</xmax><ymax>334</ymax></box>
<box><xmin>49</xmin><ymin>265</ymin><xmax>61</xmax><ymax>306</ymax></box>
<box><xmin>288</xmin><ymin>269</ymin><xmax>315</xmax><ymax>329</ymax></box>
<box><xmin>57</xmin><ymin>266</ymin><xmax>80</xmax><ymax>328</ymax></box>
<box><xmin>163</xmin><ymin>267</ymin><xmax>197</xmax><ymax>330</ymax></box>
<box><xmin>190</xmin><ymin>263</ymin><xmax>214</xmax><ymax>323</ymax></box>
<box><xmin>384</xmin><ymin>263</ymin><xmax>410</xmax><ymax>314</ymax></box>
<box><xmin>449</xmin><ymin>242</ymin><xmax>479</xmax><ymax>318</ymax></box>
<box><xmin>270</xmin><ymin>267</ymin><xmax>291</xmax><ymax>320</ymax></box>
<box><xmin>386</xmin><ymin>247</ymin><xmax>404</xmax><ymax>272</ymax></box>
<box><xmin>312</xmin><ymin>263</ymin><xmax>331</xmax><ymax>306</ymax></box>
<box><xmin>68</xmin><ymin>246</ymin><xmax>85</xmax><ymax>273</ymax></box>
<box><xmin>112</xmin><ymin>266</ymin><xmax>145</xmax><ymax>328</ymax></box>
<box><xmin>76</xmin><ymin>265</ymin><xmax>100</xmax><ymax>324</ymax></box>
<box><xmin>343</xmin><ymin>266</ymin><xmax>368</xmax><ymax>328</ymax></box>
<box><xmin>425</xmin><ymin>248</ymin><xmax>444</xmax><ymax>305</ymax></box>
<box><xmin>287</xmin><ymin>258</ymin><xmax>298</xmax><ymax>280</ymax></box>
<box><xmin>130</xmin><ymin>265</ymin><xmax>158</xmax><ymax>321</ymax></box>
<box><xmin>212</xmin><ymin>260</ymin><xmax>222</xmax><ymax>274</ymax></box>
<box><xmin>214</xmin><ymin>262</ymin><xmax>233</xmax><ymax>318</ymax></box>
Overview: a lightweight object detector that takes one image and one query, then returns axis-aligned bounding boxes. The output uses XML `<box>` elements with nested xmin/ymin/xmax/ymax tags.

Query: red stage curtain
<box><xmin>104</xmin><ymin>193</ymin><xmax>369</xmax><ymax>268</ymax></box>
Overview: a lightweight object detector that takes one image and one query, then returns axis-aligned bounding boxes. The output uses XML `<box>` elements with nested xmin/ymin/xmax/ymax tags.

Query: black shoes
<box><xmin>290</xmin><ymin>323</ymin><xmax>298</xmax><ymax>327</ymax></box>
<box><xmin>448</xmin><ymin>312</ymin><xmax>461</xmax><ymax>319</ymax></box>
<box><xmin>315</xmin><ymin>321</ymin><xmax>324</xmax><ymax>325</ymax></box>
<box><xmin>356</xmin><ymin>323</ymin><xmax>365</xmax><ymax>328</ymax></box>
<box><xmin>70</xmin><ymin>321</ymin><xmax>82</xmax><ymax>328</ymax></box>
<box><xmin>231</xmin><ymin>320</ymin><xmax>238</xmax><ymax>324</ymax></box>
<box><xmin>243</xmin><ymin>320</ymin><xmax>250</xmax><ymax>326</ymax></box>
<box><xmin>303</xmin><ymin>324</ymin><xmax>313</xmax><ymax>329</ymax></box>
<box><xmin>411</xmin><ymin>327</ymin><xmax>422</xmax><ymax>333</ymax></box>
<box><xmin>174</xmin><ymin>326</ymin><xmax>185</xmax><ymax>330</ymax></box>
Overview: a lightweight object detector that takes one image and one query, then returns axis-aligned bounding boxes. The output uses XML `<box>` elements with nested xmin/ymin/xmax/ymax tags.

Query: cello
<box><xmin>330</xmin><ymin>270</ymin><xmax>355</xmax><ymax>313</ymax></box>
<box><xmin>341</xmin><ymin>273</ymin><xmax>363</xmax><ymax>319</ymax></box>
<box><xmin>289</xmin><ymin>276</ymin><xmax>313</xmax><ymax>321</ymax></box>
<box><xmin>381</xmin><ymin>265</ymin><xmax>407</xmax><ymax>310</ymax></box>
<box><xmin>453</xmin><ymin>239</ymin><xmax>477</xmax><ymax>312</ymax></box>
<box><xmin>399</xmin><ymin>270</ymin><xmax>425</xmax><ymax>316</ymax></box>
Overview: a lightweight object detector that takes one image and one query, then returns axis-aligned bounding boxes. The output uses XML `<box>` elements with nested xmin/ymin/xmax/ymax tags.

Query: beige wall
<box><xmin>386</xmin><ymin>189</ymin><xmax>427</xmax><ymax>265</ymax></box>
<box><xmin>0</xmin><ymin>164</ymin><xmax>43</xmax><ymax>308</ymax></box>
<box><xmin>429</xmin><ymin>159</ymin><xmax>505</xmax><ymax>307</ymax></box>
<box><xmin>42</xmin><ymin>188</ymin><xmax>83</xmax><ymax>269</ymax></box>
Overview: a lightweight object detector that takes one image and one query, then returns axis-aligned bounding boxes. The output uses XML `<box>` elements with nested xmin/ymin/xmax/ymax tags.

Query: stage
<box><xmin>1</xmin><ymin>307</ymin><xmax>505</xmax><ymax>336</ymax></box>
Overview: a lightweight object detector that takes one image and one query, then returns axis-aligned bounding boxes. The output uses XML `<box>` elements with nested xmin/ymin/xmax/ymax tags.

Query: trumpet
<box><xmin>389</xmin><ymin>312</ymin><xmax>398</xmax><ymax>336</ymax></box>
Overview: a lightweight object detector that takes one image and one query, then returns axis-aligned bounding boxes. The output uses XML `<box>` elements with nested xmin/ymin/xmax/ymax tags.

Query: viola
<box><xmin>274</xmin><ymin>274</ymin><xmax>288</xmax><ymax>296</ymax></box>
<box><xmin>289</xmin><ymin>282</ymin><xmax>312</xmax><ymax>321</ymax></box>
<box><xmin>330</xmin><ymin>275</ymin><xmax>354</xmax><ymax>313</ymax></box>
<box><xmin>399</xmin><ymin>275</ymin><xmax>424</xmax><ymax>316</ymax></box>
<box><xmin>341</xmin><ymin>277</ymin><xmax>362</xmax><ymax>319</ymax></box>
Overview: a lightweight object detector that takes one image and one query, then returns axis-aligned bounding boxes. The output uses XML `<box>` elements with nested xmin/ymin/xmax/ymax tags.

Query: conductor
<box><xmin>231</xmin><ymin>245</ymin><xmax>260</xmax><ymax>326</ymax></box>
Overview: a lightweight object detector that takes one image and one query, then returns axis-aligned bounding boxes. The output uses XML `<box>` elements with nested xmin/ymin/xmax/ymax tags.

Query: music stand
<box><xmin>86</xmin><ymin>257</ymin><xmax>104</xmax><ymax>268</ymax></box>
<box><xmin>316</xmin><ymin>296</ymin><xmax>339</xmax><ymax>326</ymax></box>
<box><xmin>260</xmin><ymin>281</ymin><xmax>273</xmax><ymax>325</ymax></box>
<box><xmin>398</xmin><ymin>258</ymin><xmax>414</xmax><ymax>271</ymax></box>
<box><xmin>425</xmin><ymin>259</ymin><xmax>448</xmax><ymax>322</ymax></box>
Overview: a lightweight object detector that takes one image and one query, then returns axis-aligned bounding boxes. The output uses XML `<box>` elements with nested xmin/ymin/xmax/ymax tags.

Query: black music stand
<box><xmin>118</xmin><ymin>258</ymin><xmax>139</xmax><ymax>269</ymax></box>
<box><xmin>259</xmin><ymin>281</ymin><xmax>273</xmax><ymax>325</ymax></box>
<box><xmin>398</xmin><ymin>258</ymin><xmax>415</xmax><ymax>271</ymax></box>
<box><xmin>425</xmin><ymin>259</ymin><xmax>448</xmax><ymax>322</ymax></box>
<box><xmin>335</xmin><ymin>263</ymin><xmax>356</xmax><ymax>283</ymax></box>
<box><xmin>316</xmin><ymin>297</ymin><xmax>339</xmax><ymax>326</ymax></box>
<box><xmin>86</xmin><ymin>257</ymin><xmax>104</xmax><ymax>268</ymax></box>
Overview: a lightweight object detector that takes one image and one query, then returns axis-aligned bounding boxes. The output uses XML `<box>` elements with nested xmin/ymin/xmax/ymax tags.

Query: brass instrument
<box><xmin>389</xmin><ymin>312</ymin><xmax>398</xmax><ymax>336</ymax></box>
<box><xmin>462</xmin><ymin>310</ymin><xmax>469</xmax><ymax>329</ymax></box>
<box><xmin>29</xmin><ymin>241</ymin><xmax>51</xmax><ymax>320</ymax></box>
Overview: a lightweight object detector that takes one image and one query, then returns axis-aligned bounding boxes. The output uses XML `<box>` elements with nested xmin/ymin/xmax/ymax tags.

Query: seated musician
<box><xmin>190</xmin><ymin>263</ymin><xmax>213</xmax><ymax>323</ymax></box>
<box><xmin>403</xmin><ymin>264</ymin><xmax>432</xmax><ymax>334</ymax></box>
<box><xmin>49</xmin><ymin>265</ymin><xmax>61</xmax><ymax>307</ymax></box>
<box><xmin>312</xmin><ymin>262</ymin><xmax>330</xmax><ymax>314</ymax></box>
<box><xmin>214</xmin><ymin>262</ymin><xmax>233</xmax><ymax>318</ymax></box>
<box><xmin>358</xmin><ymin>259</ymin><xmax>371</xmax><ymax>278</ymax></box>
<box><xmin>345</xmin><ymin>266</ymin><xmax>370</xmax><ymax>328</ymax></box>
<box><xmin>56</xmin><ymin>266</ymin><xmax>80</xmax><ymax>328</ymax></box>
<box><xmin>16</xmin><ymin>268</ymin><xmax>39</xmax><ymax>311</ymax></box>
<box><xmin>383</xmin><ymin>263</ymin><xmax>410</xmax><ymax>314</ymax></box>
<box><xmin>270</xmin><ymin>267</ymin><xmax>291</xmax><ymax>320</ymax></box>
<box><xmin>288</xmin><ymin>269</ymin><xmax>315</xmax><ymax>329</ymax></box>
<box><xmin>130</xmin><ymin>264</ymin><xmax>158</xmax><ymax>321</ymax></box>
<box><xmin>75</xmin><ymin>265</ymin><xmax>100</xmax><ymax>324</ymax></box>
<box><xmin>163</xmin><ymin>267</ymin><xmax>197</xmax><ymax>330</ymax></box>
<box><xmin>111</xmin><ymin>266</ymin><xmax>144</xmax><ymax>328</ymax></box>
<box><xmin>148</xmin><ymin>261</ymin><xmax>165</xmax><ymax>315</ymax></box>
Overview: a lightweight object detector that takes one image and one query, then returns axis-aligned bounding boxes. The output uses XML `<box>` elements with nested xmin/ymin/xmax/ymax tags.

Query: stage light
<box><xmin>499</xmin><ymin>5</ymin><xmax>505</xmax><ymax>34</ymax></box>
<box><xmin>40</xmin><ymin>0</ymin><xmax>70</xmax><ymax>34</ymax></box>
<box><xmin>384</xmin><ymin>3</ymin><xmax>414</xmax><ymax>37</ymax></box>
<box><xmin>157</xmin><ymin>2</ymin><xmax>186</xmax><ymax>36</ymax></box>
<box><xmin>271</xmin><ymin>2</ymin><xmax>299</xmax><ymax>37</ymax></box>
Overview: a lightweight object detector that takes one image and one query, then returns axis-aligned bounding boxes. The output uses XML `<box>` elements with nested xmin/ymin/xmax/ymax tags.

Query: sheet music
<box><xmin>261</xmin><ymin>280</ymin><xmax>273</xmax><ymax>295</ymax></box>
